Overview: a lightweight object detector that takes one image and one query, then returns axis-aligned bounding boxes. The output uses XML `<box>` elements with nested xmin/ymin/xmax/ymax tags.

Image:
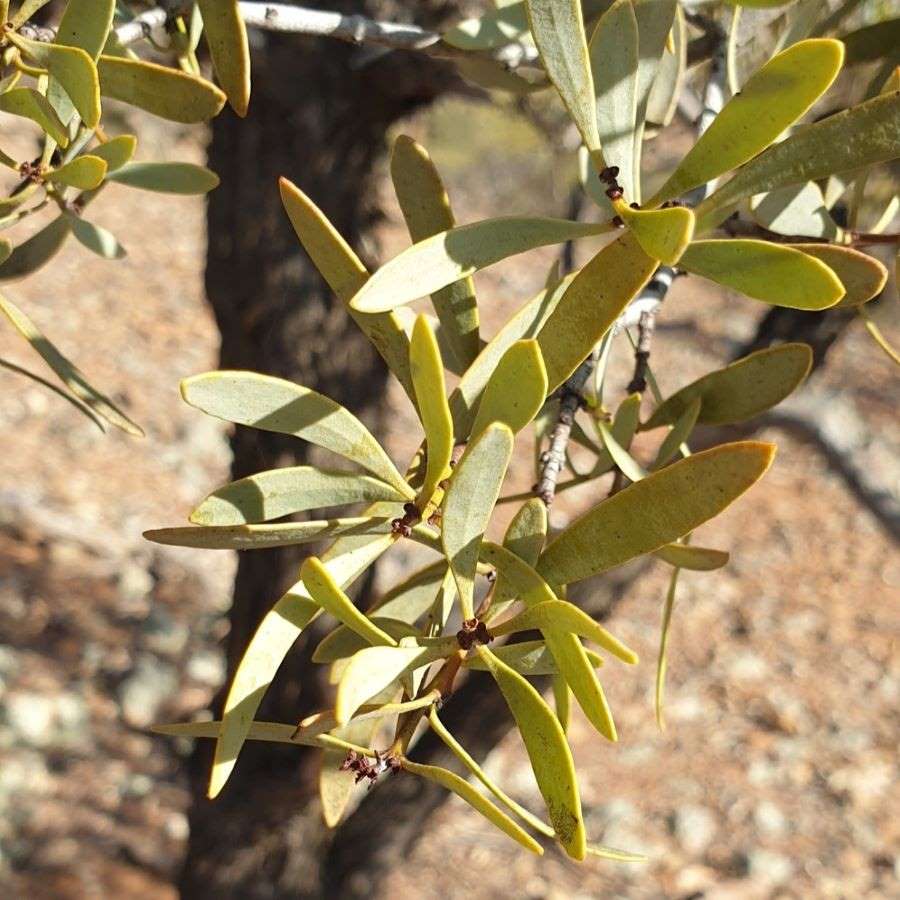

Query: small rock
<box><xmin>753</xmin><ymin>801</ymin><xmax>787</xmax><ymax>837</ymax></box>
<box><xmin>119</xmin><ymin>655</ymin><xmax>177</xmax><ymax>728</ymax></box>
<box><xmin>141</xmin><ymin>607</ymin><xmax>189</xmax><ymax>656</ymax></box>
<box><xmin>5</xmin><ymin>693</ymin><xmax>57</xmax><ymax>747</ymax></box>
<box><xmin>747</xmin><ymin>848</ymin><xmax>795</xmax><ymax>884</ymax></box>
<box><xmin>673</xmin><ymin>804</ymin><xmax>718</xmax><ymax>856</ymax></box>
<box><xmin>186</xmin><ymin>649</ymin><xmax>225</xmax><ymax>687</ymax></box>
<box><xmin>117</xmin><ymin>562</ymin><xmax>155</xmax><ymax>615</ymax></box>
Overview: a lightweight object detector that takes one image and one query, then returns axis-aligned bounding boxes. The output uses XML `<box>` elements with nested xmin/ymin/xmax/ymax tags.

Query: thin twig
<box><xmin>626</xmin><ymin>310</ymin><xmax>657</xmax><ymax>395</ymax></box>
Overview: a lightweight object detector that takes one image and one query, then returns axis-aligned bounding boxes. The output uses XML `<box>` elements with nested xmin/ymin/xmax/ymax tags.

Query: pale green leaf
<box><xmin>98</xmin><ymin>55</ymin><xmax>225</xmax><ymax>123</ymax></box>
<box><xmin>90</xmin><ymin>134</ymin><xmax>137</xmax><ymax>172</ymax></box>
<box><xmin>443</xmin><ymin>3</ymin><xmax>530</xmax><ymax>49</ymax></box>
<box><xmin>0</xmin><ymin>88</ymin><xmax>69</xmax><ymax>146</ymax></box>
<box><xmin>46</xmin><ymin>155</ymin><xmax>107</xmax><ymax>190</ymax></box>
<box><xmin>0</xmin><ymin>216</ymin><xmax>70</xmax><ymax>281</ymax></box>
<box><xmin>489</xmin><ymin>496</ymin><xmax>549</xmax><ymax>618</ymax></box>
<box><xmin>350</xmin><ymin>217</ymin><xmax>607</xmax><ymax>314</ymax></box>
<box><xmin>369</xmin><ymin>561</ymin><xmax>450</xmax><ymax>622</ymax></box>
<box><xmin>788</xmin><ymin>244</ymin><xmax>888</xmax><ymax>308</ymax></box>
<box><xmin>319</xmin><ymin>718</ymin><xmax>380</xmax><ymax>827</ymax></box>
<box><xmin>56</xmin><ymin>0</ymin><xmax>115</xmax><ymax>59</ymax></box>
<box><xmin>67</xmin><ymin>214</ymin><xmax>126</xmax><ymax>259</ymax></box>
<box><xmin>197</xmin><ymin>0</ymin><xmax>251</xmax><ymax>116</ymax></box>
<box><xmin>107</xmin><ymin>161</ymin><xmax>219</xmax><ymax>194</ymax></box>
<box><xmin>651</xmin><ymin>396</ymin><xmax>699</xmax><ymax>468</ymax></box>
<box><xmin>190</xmin><ymin>466</ymin><xmax>406</xmax><ymax>526</ymax></box>
<box><xmin>538</xmin><ymin>442</ymin><xmax>776</xmax><ymax>585</ymax></box>
<box><xmin>181</xmin><ymin>371</ymin><xmax>412</xmax><ymax>497</ymax></box>
<box><xmin>477</xmin><ymin>645</ymin><xmax>586</xmax><ymax>859</ymax></box>
<box><xmin>597</xmin><ymin>417</ymin><xmax>647</xmax><ymax>483</ymax></box>
<box><xmin>464</xmin><ymin>640</ymin><xmax>604</xmax><ymax>675</ymax></box>
<box><xmin>586</xmin><ymin>843</ymin><xmax>648</xmax><ymax>862</ymax></box>
<box><xmin>750</xmin><ymin>182</ymin><xmax>839</xmax><ymax>240</ymax></box>
<box><xmin>654</xmin><ymin>543</ymin><xmax>729</xmax><ymax>570</ymax></box>
<box><xmin>679</xmin><ymin>239</ymin><xmax>845</xmax><ymax>310</ymax></box>
<box><xmin>311</xmin><ymin>619</ymin><xmax>420</xmax><ymax>664</ymax></box>
<box><xmin>643</xmin><ymin>344</ymin><xmax>812</xmax><ymax>429</ymax></box>
<box><xmin>645</xmin><ymin>3</ymin><xmax>685</xmax><ymax>130</ymax></box>
<box><xmin>651</xmin><ymin>39</ymin><xmax>845</xmax><ymax>204</ymax></box>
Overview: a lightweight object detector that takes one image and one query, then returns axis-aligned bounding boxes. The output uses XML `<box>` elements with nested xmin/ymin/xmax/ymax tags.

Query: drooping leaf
<box><xmin>197</xmin><ymin>0</ymin><xmax>251</xmax><ymax>116</ymax></box>
<box><xmin>0</xmin><ymin>216</ymin><xmax>70</xmax><ymax>281</ymax></box>
<box><xmin>645</xmin><ymin>3</ymin><xmax>685</xmax><ymax>131</ymax></box>
<box><xmin>787</xmin><ymin>244</ymin><xmax>888</xmax><ymax>308</ymax></box>
<box><xmin>8</xmin><ymin>33</ymin><xmax>100</xmax><ymax>128</ymax></box>
<box><xmin>538</xmin><ymin>442</ymin><xmax>776</xmax><ymax>585</ymax></box>
<box><xmin>190</xmin><ymin>466</ymin><xmax>406</xmax><ymax>526</ymax></box>
<box><xmin>279</xmin><ymin>178</ymin><xmax>414</xmax><ymax>401</ymax></box>
<box><xmin>650</xmin><ymin>39</ymin><xmax>845</xmax><ymax>204</ymax></box>
<box><xmin>590</xmin><ymin>0</ymin><xmax>639</xmax><ymax>199</ymax></box>
<box><xmin>526</xmin><ymin>0</ymin><xmax>599</xmax><ymax>151</ymax></box>
<box><xmin>612</xmin><ymin>202</ymin><xmax>694</xmax><ymax>265</ymax></box>
<box><xmin>679</xmin><ymin>240</ymin><xmax>845</xmax><ymax>310</ymax></box>
<box><xmin>696</xmin><ymin>91</ymin><xmax>900</xmax><ymax>230</ymax></box>
<box><xmin>90</xmin><ymin>134</ymin><xmax>137</xmax><ymax>172</ymax></box>
<box><xmin>443</xmin><ymin>423</ymin><xmax>514</xmax><ymax>617</ymax></box>
<box><xmin>650</xmin><ymin>395</ymin><xmax>698</xmax><ymax>469</ymax></box>
<box><xmin>537</xmin><ymin>230</ymin><xmax>657</xmax><ymax>390</ymax></box>
<box><xmin>46</xmin><ymin>155</ymin><xmax>107</xmax><ymax>190</ymax></box>
<box><xmin>98</xmin><ymin>56</ymin><xmax>225</xmax><ymax>123</ymax></box>
<box><xmin>643</xmin><ymin>343</ymin><xmax>812</xmax><ymax>429</ymax></box>
<box><xmin>655</xmin><ymin>562</ymin><xmax>679</xmax><ymax>729</ymax></box>
<box><xmin>207</xmin><ymin>528</ymin><xmax>395</xmax><ymax>797</ymax></box>
<box><xmin>654</xmin><ymin>543</ymin><xmax>729</xmax><ymax>571</ymax></box>
<box><xmin>107</xmin><ymin>162</ymin><xmax>220</xmax><ymax>194</ymax></box>
<box><xmin>470</xmin><ymin>340</ymin><xmax>548</xmax><ymax>441</ymax></box>
<box><xmin>402</xmin><ymin>759</ymin><xmax>543</xmax><ymax>855</ymax></box>
<box><xmin>410</xmin><ymin>315</ymin><xmax>454</xmax><ymax>505</ymax></box>
<box><xmin>0</xmin><ymin>88</ymin><xmax>69</xmax><ymax>146</ymax></box>
<box><xmin>67</xmin><ymin>214</ymin><xmax>126</xmax><ymax>259</ymax></box>
<box><xmin>597</xmin><ymin>417</ymin><xmax>647</xmax><ymax>483</ymax></box>
<box><xmin>0</xmin><ymin>293</ymin><xmax>141</xmax><ymax>434</ymax></box>
<box><xmin>301</xmin><ymin>557</ymin><xmax>397</xmax><ymax>647</ymax></box>
<box><xmin>350</xmin><ymin>217</ymin><xmax>607</xmax><ymax>314</ymax></box>
<box><xmin>143</xmin><ymin>516</ymin><xmax>393</xmax><ymax>550</ymax></box>
<box><xmin>181</xmin><ymin>371</ymin><xmax>412</xmax><ymax>497</ymax></box>
<box><xmin>750</xmin><ymin>182</ymin><xmax>839</xmax><ymax>240</ymax></box>
<box><xmin>477</xmin><ymin>645</ymin><xmax>586</xmax><ymax>859</ymax></box>
<box><xmin>391</xmin><ymin>136</ymin><xmax>479</xmax><ymax>369</ymax></box>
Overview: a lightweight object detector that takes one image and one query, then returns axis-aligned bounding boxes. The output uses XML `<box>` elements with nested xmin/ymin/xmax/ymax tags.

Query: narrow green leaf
<box><xmin>680</xmin><ymin>239</ymin><xmax>845</xmax><ymax>310</ymax></box>
<box><xmin>538</xmin><ymin>442</ymin><xmax>776</xmax><ymax>585</ymax></box>
<box><xmin>98</xmin><ymin>55</ymin><xmax>225</xmax><ymax>123</ymax></box>
<box><xmin>107</xmin><ymin>161</ymin><xmax>219</xmax><ymax>194</ymax></box>
<box><xmin>90</xmin><ymin>134</ymin><xmax>137</xmax><ymax>172</ymax></box>
<box><xmin>643</xmin><ymin>344</ymin><xmax>812</xmax><ymax>429</ymax></box>
<box><xmin>488</xmin><ymin>496</ymin><xmax>548</xmax><ymax>619</ymax></box>
<box><xmin>0</xmin><ymin>216</ymin><xmax>70</xmax><ymax>281</ymax></box>
<box><xmin>0</xmin><ymin>88</ymin><xmax>69</xmax><ymax>146</ymax></box>
<box><xmin>586</xmin><ymin>843</ymin><xmax>648</xmax><ymax>862</ymax></box>
<box><xmin>197</xmin><ymin>0</ymin><xmax>251</xmax><ymax>116</ymax></box>
<box><xmin>537</xmin><ymin>230</ymin><xmax>657</xmax><ymax>390</ymax></box>
<box><xmin>190</xmin><ymin>466</ymin><xmax>406</xmax><ymax>526</ymax></box>
<box><xmin>651</xmin><ymin>39</ymin><xmax>845</xmax><ymax>204</ymax></box>
<box><xmin>613</xmin><ymin>202</ymin><xmax>694</xmax><ymax>265</ymax></box>
<box><xmin>391</xmin><ymin>136</ymin><xmax>480</xmax><ymax>369</ymax></box>
<box><xmin>651</xmin><ymin>396</ymin><xmax>699</xmax><ymax>469</ymax></box>
<box><xmin>443</xmin><ymin>423</ymin><xmax>515</xmax><ymax>617</ymax></box>
<box><xmin>402</xmin><ymin>759</ymin><xmax>543</xmax><ymax>855</ymax></box>
<box><xmin>350</xmin><ymin>217</ymin><xmax>608</xmax><ymax>314</ymax></box>
<box><xmin>410</xmin><ymin>315</ymin><xmax>454</xmax><ymax>505</ymax></box>
<box><xmin>590</xmin><ymin>0</ymin><xmax>639</xmax><ymax>199</ymax></box>
<box><xmin>477</xmin><ymin>645</ymin><xmax>586</xmax><ymax>859</ymax></box>
<box><xmin>279</xmin><ymin>178</ymin><xmax>415</xmax><ymax>402</ymax></box>
<box><xmin>0</xmin><ymin>293</ymin><xmax>141</xmax><ymax>434</ymax></box>
<box><xmin>552</xmin><ymin>674</ymin><xmax>571</xmax><ymax>733</ymax></box>
<box><xmin>788</xmin><ymin>244</ymin><xmax>887</xmax><ymax>308</ymax></box>
<box><xmin>56</xmin><ymin>0</ymin><xmax>115</xmax><ymax>59</ymax></box>
<box><xmin>311</xmin><ymin>619</ymin><xmax>420</xmax><ymax>664</ymax></box>
<box><xmin>655</xmin><ymin>563</ymin><xmax>679</xmax><ymax>729</ymax></box>
<box><xmin>301</xmin><ymin>556</ymin><xmax>397</xmax><ymax>647</ymax></box>
<box><xmin>750</xmin><ymin>182</ymin><xmax>839</xmax><ymax>240</ymax></box>
<box><xmin>181</xmin><ymin>371</ymin><xmax>412</xmax><ymax>497</ymax></box>
<box><xmin>526</xmin><ymin>0</ymin><xmax>599</xmax><ymax>150</ymax></box>
<box><xmin>67</xmin><ymin>214</ymin><xmax>126</xmax><ymax>259</ymax></box>
<box><xmin>465</xmin><ymin>640</ymin><xmax>604</xmax><ymax>675</ymax></box>
<box><xmin>207</xmin><ymin>528</ymin><xmax>394</xmax><ymax>797</ymax></box>
<box><xmin>369</xmin><ymin>561</ymin><xmax>450</xmax><ymax>622</ymax></box>
<box><xmin>654</xmin><ymin>543</ymin><xmax>729</xmax><ymax>571</ymax></box>
<box><xmin>697</xmin><ymin>91</ymin><xmax>900</xmax><ymax>230</ymax></box>
<box><xmin>470</xmin><ymin>339</ymin><xmax>548</xmax><ymax>441</ymax></box>
<box><xmin>645</xmin><ymin>3</ymin><xmax>685</xmax><ymax>130</ymax></box>
<box><xmin>46</xmin><ymin>155</ymin><xmax>107</xmax><ymax>190</ymax></box>
<box><xmin>597</xmin><ymin>417</ymin><xmax>646</xmax><ymax>483</ymax></box>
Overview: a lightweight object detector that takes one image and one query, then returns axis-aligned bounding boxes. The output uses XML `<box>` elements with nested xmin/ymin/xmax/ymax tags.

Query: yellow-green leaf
<box><xmin>0</xmin><ymin>216</ymin><xmax>71</xmax><ymax>281</ymax></box>
<box><xmin>650</xmin><ymin>39</ymin><xmax>845</xmax><ymax>204</ymax></box>
<box><xmin>680</xmin><ymin>239</ymin><xmax>845</xmax><ymax>310</ymax></box>
<box><xmin>443</xmin><ymin>423</ymin><xmax>514</xmax><ymax>617</ymax></box>
<box><xmin>552</xmin><ymin>674</ymin><xmax>571</xmax><ymax>733</ymax></box>
<box><xmin>56</xmin><ymin>0</ymin><xmax>115</xmax><ymax>59</ymax></box>
<box><xmin>586</xmin><ymin>843</ymin><xmax>647</xmax><ymax>862</ymax></box>
<box><xmin>90</xmin><ymin>134</ymin><xmax>137</xmax><ymax>172</ymax></box>
<box><xmin>0</xmin><ymin>293</ymin><xmax>141</xmax><ymax>435</ymax></box>
<box><xmin>197</xmin><ymin>0</ymin><xmax>251</xmax><ymax>116</ymax></box>
<box><xmin>107</xmin><ymin>162</ymin><xmax>219</xmax><ymax>194</ymax></box>
<box><xmin>590</xmin><ymin>0</ymin><xmax>639</xmax><ymax>199</ymax></box>
<box><xmin>643</xmin><ymin>343</ymin><xmax>812</xmax><ymax>429</ymax></box>
<box><xmin>410</xmin><ymin>315</ymin><xmax>453</xmax><ymax>505</ymax></box>
<box><xmin>311</xmin><ymin>619</ymin><xmax>420</xmax><ymax>664</ymax></box>
<box><xmin>98</xmin><ymin>55</ymin><xmax>225</xmax><ymax>123</ymax></box>
<box><xmin>464</xmin><ymin>640</ymin><xmax>604</xmax><ymax>676</ymax></box>
<box><xmin>750</xmin><ymin>182</ymin><xmax>839</xmax><ymax>240</ymax></box>
<box><xmin>279</xmin><ymin>178</ymin><xmax>415</xmax><ymax>402</ymax></box>
<box><xmin>477</xmin><ymin>645</ymin><xmax>586</xmax><ymax>859</ymax></box>
<box><xmin>537</xmin><ymin>230</ymin><xmax>657</xmax><ymax>390</ymax></box>
<box><xmin>391</xmin><ymin>136</ymin><xmax>479</xmax><ymax>369</ymax></box>
<box><xmin>369</xmin><ymin>561</ymin><xmax>450</xmax><ymax>622</ymax></box>
<box><xmin>597</xmin><ymin>417</ymin><xmax>647</xmax><ymax>483</ymax></box>
<box><xmin>301</xmin><ymin>556</ymin><xmax>397</xmax><ymax>647</ymax></box>
<box><xmin>645</xmin><ymin>3</ymin><xmax>685</xmax><ymax>131</ymax></box>
<box><xmin>0</xmin><ymin>88</ymin><xmax>69</xmax><ymax>146</ymax></box>
<box><xmin>697</xmin><ymin>91</ymin><xmax>900</xmax><ymax>231</ymax></box>
<box><xmin>650</xmin><ymin>395</ymin><xmax>698</xmax><ymax>469</ymax></box>
<box><xmin>654</xmin><ymin>543</ymin><xmax>729</xmax><ymax>570</ymax></box>
<box><xmin>788</xmin><ymin>244</ymin><xmax>888</xmax><ymax>308</ymax></box>
<box><xmin>538</xmin><ymin>442</ymin><xmax>776</xmax><ymax>585</ymax></box>
<box><xmin>350</xmin><ymin>217</ymin><xmax>607</xmax><ymax>314</ymax></box>
<box><xmin>190</xmin><ymin>466</ymin><xmax>406</xmax><ymax>526</ymax></box>
<box><xmin>181</xmin><ymin>371</ymin><xmax>412</xmax><ymax>497</ymax></box>
<box><xmin>489</xmin><ymin>496</ymin><xmax>549</xmax><ymax>618</ymax></box>
<box><xmin>402</xmin><ymin>759</ymin><xmax>543</xmax><ymax>855</ymax></box>
<box><xmin>46</xmin><ymin>155</ymin><xmax>107</xmax><ymax>190</ymax></box>
<box><xmin>614</xmin><ymin>200</ymin><xmax>694</xmax><ymax>265</ymax></box>
<box><xmin>470</xmin><ymin>339</ymin><xmax>548</xmax><ymax>442</ymax></box>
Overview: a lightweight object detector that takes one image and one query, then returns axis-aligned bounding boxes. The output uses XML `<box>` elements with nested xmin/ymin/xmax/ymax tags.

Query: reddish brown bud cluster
<box><xmin>18</xmin><ymin>161</ymin><xmax>42</xmax><ymax>183</ymax></box>
<box><xmin>660</xmin><ymin>199</ymin><xmax>686</xmax><ymax>209</ymax></box>
<box><xmin>456</xmin><ymin>617</ymin><xmax>493</xmax><ymax>651</ymax></box>
<box><xmin>390</xmin><ymin>501</ymin><xmax>421</xmax><ymax>537</ymax></box>
<box><xmin>340</xmin><ymin>749</ymin><xmax>401</xmax><ymax>787</ymax></box>
<box><xmin>599</xmin><ymin>164</ymin><xmax>625</xmax><ymax>201</ymax></box>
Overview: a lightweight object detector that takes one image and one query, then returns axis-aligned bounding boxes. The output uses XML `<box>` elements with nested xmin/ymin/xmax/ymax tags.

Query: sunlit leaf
<box><xmin>650</xmin><ymin>396</ymin><xmax>698</xmax><ymax>469</ymax></box>
<box><xmin>489</xmin><ymin>496</ymin><xmax>548</xmax><ymax>618</ymax></box>
<box><xmin>350</xmin><ymin>217</ymin><xmax>607</xmax><ymax>314</ymax></box>
<box><xmin>597</xmin><ymin>417</ymin><xmax>646</xmax><ymax>483</ymax></box>
<box><xmin>98</xmin><ymin>56</ymin><xmax>225</xmax><ymax>123</ymax></box>
<box><xmin>0</xmin><ymin>88</ymin><xmax>69</xmax><ymax>146</ymax></box>
<box><xmin>181</xmin><ymin>371</ymin><xmax>412</xmax><ymax>497</ymax></box>
<box><xmin>477</xmin><ymin>645</ymin><xmax>586</xmax><ymax>859</ymax></box>
<box><xmin>650</xmin><ymin>39</ymin><xmax>844</xmax><ymax>204</ymax></box>
<box><xmin>788</xmin><ymin>244</ymin><xmax>888</xmax><ymax>308</ymax></box>
<box><xmin>56</xmin><ymin>0</ymin><xmax>115</xmax><ymax>59</ymax></box>
<box><xmin>443</xmin><ymin>423</ymin><xmax>514</xmax><ymax>617</ymax></box>
<box><xmin>654</xmin><ymin>543</ymin><xmax>729</xmax><ymax>570</ymax></box>
<box><xmin>197</xmin><ymin>0</ymin><xmax>251</xmax><ymax>116</ymax></box>
<box><xmin>67</xmin><ymin>214</ymin><xmax>126</xmax><ymax>259</ymax></box>
<box><xmin>538</xmin><ymin>442</ymin><xmax>776</xmax><ymax>585</ymax></box>
<box><xmin>465</xmin><ymin>640</ymin><xmax>604</xmax><ymax>675</ymax></box>
<box><xmin>680</xmin><ymin>239</ymin><xmax>845</xmax><ymax>310</ymax></box>
<box><xmin>644</xmin><ymin>344</ymin><xmax>811</xmax><ymax>429</ymax></box>
<box><xmin>586</xmin><ymin>843</ymin><xmax>647</xmax><ymax>862</ymax></box>
<box><xmin>369</xmin><ymin>561</ymin><xmax>450</xmax><ymax>622</ymax></box>
<box><xmin>90</xmin><ymin>134</ymin><xmax>137</xmax><ymax>172</ymax></box>
<box><xmin>645</xmin><ymin>3</ymin><xmax>685</xmax><ymax>131</ymax></box>
<box><xmin>106</xmin><ymin>161</ymin><xmax>219</xmax><ymax>194</ymax></box>
<box><xmin>553</xmin><ymin>674</ymin><xmax>571</xmax><ymax>733</ymax></box>
<box><xmin>46</xmin><ymin>155</ymin><xmax>107</xmax><ymax>190</ymax></box>
<box><xmin>311</xmin><ymin>618</ymin><xmax>419</xmax><ymax>664</ymax></box>
<box><xmin>443</xmin><ymin>2</ymin><xmax>530</xmax><ymax>49</ymax></box>
<box><xmin>750</xmin><ymin>182</ymin><xmax>839</xmax><ymax>240</ymax></box>
<box><xmin>613</xmin><ymin>202</ymin><xmax>694</xmax><ymax>265</ymax></box>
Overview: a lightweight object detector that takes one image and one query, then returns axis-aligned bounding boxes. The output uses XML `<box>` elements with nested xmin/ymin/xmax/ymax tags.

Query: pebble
<box><xmin>753</xmin><ymin>800</ymin><xmax>787</xmax><ymax>837</ymax></box>
<box><xmin>186</xmin><ymin>649</ymin><xmax>225</xmax><ymax>687</ymax></box>
<box><xmin>747</xmin><ymin>848</ymin><xmax>795</xmax><ymax>884</ymax></box>
<box><xmin>118</xmin><ymin>655</ymin><xmax>178</xmax><ymax>728</ymax></box>
<box><xmin>673</xmin><ymin>804</ymin><xmax>718</xmax><ymax>856</ymax></box>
